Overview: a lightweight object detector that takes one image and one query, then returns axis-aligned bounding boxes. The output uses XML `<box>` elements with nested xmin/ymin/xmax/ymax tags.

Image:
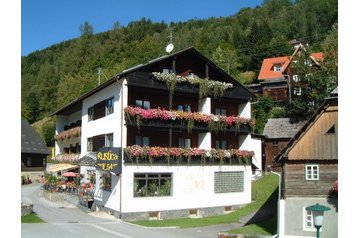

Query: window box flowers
<box><xmin>54</xmin><ymin>126</ymin><xmax>81</xmax><ymax>141</ymax></box>
<box><xmin>124</xmin><ymin>106</ymin><xmax>255</xmax><ymax>133</ymax></box>
<box><xmin>152</xmin><ymin>72</ymin><xmax>233</xmax><ymax>99</ymax></box>
<box><xmin>124</xmin><ymin>145</ymin><xmax>254</xmax><ymax>166</ymax></box>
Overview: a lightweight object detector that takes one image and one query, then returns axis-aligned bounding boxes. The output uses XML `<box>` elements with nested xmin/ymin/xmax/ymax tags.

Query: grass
<box><xmin>132</xmin><ymin>174</ymin><xmax>278</xmax><ymax>228</ymax></box>
<box><xmin>21</xmin><ymin>212</ymin><xmax>45</xmax><ymax>223</ymax></box>
<box><xmin>227</xmin><ymin>215</ymin><xmax>277</xmax><ymax>236</ymax></box>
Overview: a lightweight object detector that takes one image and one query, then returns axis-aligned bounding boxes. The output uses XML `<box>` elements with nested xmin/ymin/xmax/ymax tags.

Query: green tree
<box><xmin>79</xmin><ymin>21</ymin><xmax>94</xmax><ymax>36</ymax></box>
<box><xmin>252</xmin><ymin>95</ymin><xmax>274</xmax><ymax>134</ymax></box>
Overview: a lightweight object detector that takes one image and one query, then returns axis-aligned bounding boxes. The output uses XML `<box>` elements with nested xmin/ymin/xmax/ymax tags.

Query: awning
<box><xmin>79</xmin><ymin>152</ymin><xmax>97</xmax><ymax>166</ymax></box>
<box><xmin>47</xmin><ymin>163</ymin><xmax>79</xmax><ymax>173</ymax></box>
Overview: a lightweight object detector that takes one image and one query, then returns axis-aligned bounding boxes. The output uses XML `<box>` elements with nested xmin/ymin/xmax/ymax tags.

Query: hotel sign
<box><xmin>96</xmin><ymin>147</ymin><xmax>122</xmax><ymax>174</ymax></box>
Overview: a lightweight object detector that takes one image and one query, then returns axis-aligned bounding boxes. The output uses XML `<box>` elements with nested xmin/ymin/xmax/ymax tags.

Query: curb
<box><xmin>124</xmin><ymin>221</ymin><xmax>179</xmax><ymax>229</ymax></box>
<box><xmin>218</xmin><ymin>233</ymin><xmax>273</xmax><ymax>238</ymax></box>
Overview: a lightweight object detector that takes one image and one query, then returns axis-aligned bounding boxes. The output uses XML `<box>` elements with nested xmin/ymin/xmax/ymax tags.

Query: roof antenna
<box><xmin>165</xmin><ymin>28</ymin><xmax>174</xmax><ymax>54</ymax></box>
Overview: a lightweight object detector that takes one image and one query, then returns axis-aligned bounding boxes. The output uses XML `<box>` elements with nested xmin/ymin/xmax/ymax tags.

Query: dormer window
<box><xmin>273</xmin><ymin>64</ymin><xmax>281</xmax><ymax>72</ymax></box>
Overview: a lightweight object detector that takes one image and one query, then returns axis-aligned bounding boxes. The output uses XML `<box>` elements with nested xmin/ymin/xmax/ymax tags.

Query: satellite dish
<box><xmin>165</xmin><ymin>43</ymin><xmax>174</xmax><ymax>54</ymax></box>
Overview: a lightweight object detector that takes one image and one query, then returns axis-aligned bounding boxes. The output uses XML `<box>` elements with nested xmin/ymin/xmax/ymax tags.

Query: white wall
<box><xmin>81</xmin><ymin>81</ymin><xmax>122</xmax><ymax>156</ymax></box>
<box><xmin>198</xmin><ymin>97</ymin><xmax>211</xmax><ymax>114</ymax></box>
<box><xmin>120</xmin><ymin>165</ymin><xmax>251</xmax><ymax>213</ymax></box>
<box><xmin>238</xmin><ymin>101</ymin><xmax>251</xmax><ymax>118</ymax></box>
<box><xmin>198</xmin><ymin>132</ymin><xmax>211</xmax><ymax>149</ymax></box>
<box><xmin>250</xmin><ymin>137</ymin><xmax>262</xmax><ymax>172</ymax></box>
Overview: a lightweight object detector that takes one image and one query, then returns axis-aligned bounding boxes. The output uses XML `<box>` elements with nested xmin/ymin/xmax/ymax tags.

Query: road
<box><xmin>21</xmin><ymin>184</ymin><xmax>239</xmax><ymax>238</ymax></box>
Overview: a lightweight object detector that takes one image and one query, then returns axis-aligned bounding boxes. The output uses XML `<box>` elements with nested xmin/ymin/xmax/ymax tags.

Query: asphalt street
<box><xmin>21</xmin><ymin>183</ymin><xmax>239</xmax><ymax>238</ymax></box>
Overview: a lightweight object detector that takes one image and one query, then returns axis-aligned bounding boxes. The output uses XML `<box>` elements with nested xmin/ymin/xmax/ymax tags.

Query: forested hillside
<box><xmin>21</xmin><ymin>0</ymin><xmax>338</xmax><ymax>144</ymax></box>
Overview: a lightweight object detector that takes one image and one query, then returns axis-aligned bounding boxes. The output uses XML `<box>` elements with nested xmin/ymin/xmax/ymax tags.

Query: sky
<box><xmin>21</xmin><ymin>0</ymin><xmax>264</xmax><ymax>56</ymax></box>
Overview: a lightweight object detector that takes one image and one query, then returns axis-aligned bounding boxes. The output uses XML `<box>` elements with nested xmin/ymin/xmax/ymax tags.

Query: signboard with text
<box><xmin>96</xmin><ymin>147</ymin><xmax>122</xmax><ymax>174</ymax></box>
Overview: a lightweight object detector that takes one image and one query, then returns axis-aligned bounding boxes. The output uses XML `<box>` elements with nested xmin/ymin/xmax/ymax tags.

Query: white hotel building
<box><xmin>51</xmin><ymin>47</ymin><xmax>262</xmax><ymax>220</ymax></box>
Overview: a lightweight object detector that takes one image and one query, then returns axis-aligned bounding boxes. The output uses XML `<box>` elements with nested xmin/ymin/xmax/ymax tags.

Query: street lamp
<box><xmin>306</xmin><ymin>203</ymin><xmax>331</xmax><ymax>238</ymax></box>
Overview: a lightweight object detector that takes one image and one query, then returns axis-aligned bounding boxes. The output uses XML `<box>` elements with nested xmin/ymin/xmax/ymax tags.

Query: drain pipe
<box><xmin>270</xmin><ymin>170</ymin><xmax>281</xmax><ymax>237</ymax></box>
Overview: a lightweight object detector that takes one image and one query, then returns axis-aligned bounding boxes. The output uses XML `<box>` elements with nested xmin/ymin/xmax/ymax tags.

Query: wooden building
<box><xmin>262</xmin><ymin>118</ymin><xmax>305</xmax><ymax>171</ymax></box>
<box><xmin>274</xmin><ymin>89</ymin><xmax>338</xmax><ymax>238</ymax></box>
<box><xmin>247</xmin><ymin>44</ymin><xmax>324</xmax><ymax>102</ymax></box>
<box><xmin>21</xmin><ymin>120</ymin><xmax>50</xmax><ymax>181</ymax></box>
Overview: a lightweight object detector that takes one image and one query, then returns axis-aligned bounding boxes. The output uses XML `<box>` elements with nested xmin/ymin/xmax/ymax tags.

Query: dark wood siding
<box><xmin>211</xmin><ymin>99</ymin><xmax>238</xmax><ymax>116</ymax></box>
<box><xmin>283</xmin><ymin>163</ymin><xmax>338</xmax><ymax>197</ymax></box>
<box><xmin>264</xmin><ymin>139</ymin><xmax>290</xmax><ymax>170</ymax></box>
<box><xmin>211</xmin><ymin>132</ymin><xmax>238</xmax><ymax>149</ymax></box>
<box><xmin>263</xmin><ymin>87</ymin><xmax>288</xmax><ymax>101</ymax></box>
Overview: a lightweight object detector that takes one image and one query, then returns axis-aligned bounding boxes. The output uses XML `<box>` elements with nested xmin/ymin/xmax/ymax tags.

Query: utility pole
<box><xmin>98</xmin><ymin>67</ymin><xmax>102</xmax><ymax>86</ymax></box>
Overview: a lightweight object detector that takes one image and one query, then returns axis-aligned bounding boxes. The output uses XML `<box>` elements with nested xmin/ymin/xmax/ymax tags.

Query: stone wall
<box><xmin>21</xmin><ymin>203</ymin><xmax>33</xmax><ymax>216</ymax></box>
<box><xmin>93</xmin><ymin>202</ymin><xmax>244</xmax><ymax>221</ymax></box>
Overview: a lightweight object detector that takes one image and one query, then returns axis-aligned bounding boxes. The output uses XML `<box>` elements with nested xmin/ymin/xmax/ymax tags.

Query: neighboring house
<box><xmin>50</xmin><ymin>47</ymin><xmax>262</xmax><ymax>220</ymax></box>
<box><xmin>21</xmin><ymin>120</ymin><xmax>50</xmax><ymax>181</ymax></box>
<box><xmin>247</xmin><ymin>44</ymin><xmax>324</xmax><ymax>102</ymax></box>
<box><xmin>274</xmin><ymin>89</ymin><xmax>338</xmax><ymax>238</ymax></box>
<box><xmin>262</xmin><ymin>118</ymin><xmax>306</xmax><ymax>171</ymax></box>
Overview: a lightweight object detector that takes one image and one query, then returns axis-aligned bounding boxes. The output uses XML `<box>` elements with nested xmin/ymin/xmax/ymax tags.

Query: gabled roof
<box><xmin>274</xmin><ymin>96</ymin><xmax>338</xmax><ymax>163</ymax></box>
<box><xmin>51</xmin><ymin>47</ymin><xmax>255</xmax><ymax>116</ymax></box>
<box><xmin>21</xmin><ymin>120</ymin><xmax>50</xmax><ymax>155</ymax></box>
<box><xmin>258</xmin><ymin>56</ymin><xmax>291</xmax><ymax>81</ymax></box>
<box><xmin>258</xmin><ymin>44</ymin><xmax>324</xmax><ymax>81</ymax></box>
<box><xmin>263</xmin><ymin>118</ymin><xmax>306</xmax><ymax>139</ymax></box>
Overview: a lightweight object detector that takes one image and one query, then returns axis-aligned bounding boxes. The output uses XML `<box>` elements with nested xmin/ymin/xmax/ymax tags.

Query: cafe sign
<box><xmin>96</xmin><ymin>147</ymin><xmax>122</xmax><ymax>174</ymax></box>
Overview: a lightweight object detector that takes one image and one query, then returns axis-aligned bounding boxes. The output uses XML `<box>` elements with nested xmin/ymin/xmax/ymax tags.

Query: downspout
<box><xmin>119</xmin><ymin>78</ymin><xmax>124</xmax><ymax>219</ymax></box>
<box><xmin>270</xmin><ymin>170</ymin><xmax>281</xmax><ymax>237</ymax></box>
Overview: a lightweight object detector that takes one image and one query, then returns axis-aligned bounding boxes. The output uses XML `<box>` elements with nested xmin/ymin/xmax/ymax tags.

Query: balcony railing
<box><xmin>52</xmin><ymin>153</ymin><xmax>81</xmax><ymax>164</ymax></box>
<box><xmin>54</xmin><ymin>126</ymin><xmax>81</xmax><ymax>141</ymax></box>
<box><xmin>124</xmin><ymin>145</ymin><xmax>253</xmax><ymax>166</ymax></box>
<box><xmin>124</xmin><ymin>106</ymin><xmax>254</xmax><ymax>134</ymax></box>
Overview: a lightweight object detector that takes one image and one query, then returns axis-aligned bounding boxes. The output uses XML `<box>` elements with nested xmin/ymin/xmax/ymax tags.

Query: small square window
<box><xmin>305</xmin><ymin>164</ymin><xmax>319</xmax><ymax>180</ymax></box>
<box><xmin>272</xmin><ymin>140</ymin><xmax>278</xmax><ymax>147</ymax></box>
<box><xmin>294</xmin><ymin>88</ymin><xmax>302</xmax><ymax>95</ymax></box>
<box><xmin>293</xmin><ymin>75</ymin><xmax>300</xmax><ymax>82</ymax></box>
<box><xmin>106</xmin><ymin>97</ymin><xmax>114</xmax><ymax>115</ymax></box>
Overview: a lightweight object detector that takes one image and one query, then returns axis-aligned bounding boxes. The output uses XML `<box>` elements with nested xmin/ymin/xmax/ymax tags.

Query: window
<box><xmin>88</xmin><ymin>134</ymin><xmax>110</xmax><ymax>152</ymax></box>
<box><xmin>273</xmin><ymin>64</ymin><xmax>281</xmax><ymax>72</ymax></box>
<box><xmin>101</xmin><ymin>173</ymin><xmax>112</xmax><ymax>191</ymax></box>
<box><xmin>304</xmin><ymin>208</ymin><xmax>322</xmax><ymax>230</ymax></box>
<box><xmin>294</xmin><ymin>87</ymin><xmax>302</xmax><ymax>95</ymax></box>
<box><xmin>87</xmin><ymin>138</ymin><xmax>93</xmax><ymax>152</ymax></box>
<box><xmin>178</xmin><ymin>105</ymin><xmax>191</xmax><ymax>112</ymax></box>
<box><xmin>133</xmin><ymin>173</ymin><xmax>172</xmax><ymax>197</ymax></box>
<box><xmin>105</xmin><ymin>133</ymin><xmax>113</xmax><ymax>147</ymax></box>
<box><xmin>215</xmin><ymin>140</ymin><xmax>227</xmax><ymax>149</ymax></box>
<box><xmin>305</xmin><ymin>209</ymin><xmax>314</xmax><ymax>229</ymax></box>
<box><xmin>88</xmin><ymin>107</ymin><xmax>94</xmax><ymax>121</ymax></box>
<box><xmin>135</xmin><ymin>136</ymin><xmax>149</xmax><ymax>146</ymax></box>
<box><xmin>305</xmin><ymin>164</ymin><xmax>319</xmax><ymax>180</ymax></box>
<box><xmin>88</xmin><ymin>99</ymin><xmax>110</xmax><ymax>121</ymax></box>
<box><xmin>106</xmin><ymin>97</ymin><xmax>114</xmax><ymax>115</ymax></box>
<box><xmin>272</xmin><ymin>140</ymin><xmax>278</xmax><ymax>147</ymax></box>
<box><xmin>293</xmin><ymin>74</ymin><xmax>300</xmax><ymax>82</ymax></box>
<box><xmin>214</xmin><ymin>171</ymin><xmax>244</xmax><ymax>193</ymax></box>
<box><xmin>326</xmin><ymin>125</ymin><xmax>336</xmax><ymax>134</ymax></box>
<box><xmin>136</xmin><ymin>100</ymin><xmax>150</xmax><ymax>109</ymax></box>
<box><xmin>179</xmin><ymin>138</ymin><xmax>191</xmax><ymax>148</ymax></box>
<box><xmin>215</xmin><ymin>108</ymin><xmax>227</xmax><ymax>116</ymax></box>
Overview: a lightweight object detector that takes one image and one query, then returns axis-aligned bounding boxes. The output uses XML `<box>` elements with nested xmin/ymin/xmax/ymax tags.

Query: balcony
<box><xmin>52</xmin><ymin>153</ymin><xmax>81</xmax><ymax>164</ymax></box>
<box><xmin>54</xmin><ymin>126</ymin><xmax>81</xmax><ymax>141</ymax></box>
<box><xmin>124</xmin><ymin>106</ymin><xmax>254</xmax><ymax>134</ymax></box>
<box><xmin>126</xmin><ymin>71</ymin><xmax>253</xmax><ymax>101</ymax></box>
<box><xmin>123</xmin><ymin>145</ymin><xmax>254</xmax><ymax>166</ymax></box>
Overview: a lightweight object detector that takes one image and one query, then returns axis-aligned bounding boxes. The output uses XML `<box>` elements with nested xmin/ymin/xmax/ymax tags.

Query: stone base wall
<box><xmin>93</xmin><ymin>202</ymin><xmax>244</xmax><ymax>221</ymax></box>
<box><xmin>41</xmin><ymin>190</ymin><xmax>79</xmax><ymax>205</ymax></box>
<box><xmin>21</xmin><ymin>203</ymin><xmax>33</xmax><ymax>216</ymax></box>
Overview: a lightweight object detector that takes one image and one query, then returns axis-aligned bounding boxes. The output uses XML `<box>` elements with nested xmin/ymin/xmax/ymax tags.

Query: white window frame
<box><xmin>179</xmin><ymin>138</ymin><xmax>191</xmax><ymax>148</ymax></box>
<box><xmin>105</xmin><ymin>133</ymin><xmax>113</xmax><ymax>147</ymax></box>
<box><xmin>294</xmin><ymin>87</ymin><xmax>302</xmax><ymax>95</ymax></box>
<box><xmin>305</xmin><ymin>164</ymin><xmax>319</xmax><ymax>180</ymax></box>
<box><xmin>215</xmin><ymin>108</ymin><xmax>227</xmax><ymax>116</ymax></box>
<box><xmin>136</xmin><ymin>100</ymin><xmax>150</xmax><ymax>109</ymax></box>
<box><xmin>303</xmin><ymin>208</ymin><xmax>315</xmax><ymax>231</ymax></box>
<box><xmin>106</xmin><ymin>97</ymin><xmax>114</xmax><ymax>115</ymax></box>
<box><xmin>292</xmin><ymin>74</ymin><xmax>300</xmax><ymax>82</ymax></box>
<box><xmin>273</xmin><ymin>65</ymin><xmax>281</xmax><ymax>72</ymax></box>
